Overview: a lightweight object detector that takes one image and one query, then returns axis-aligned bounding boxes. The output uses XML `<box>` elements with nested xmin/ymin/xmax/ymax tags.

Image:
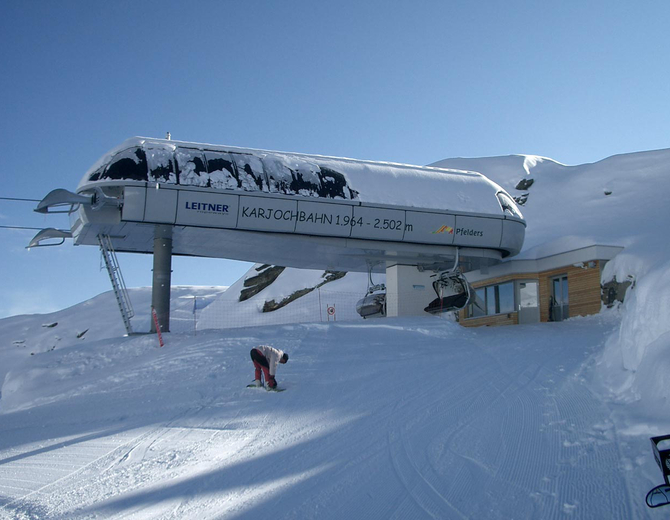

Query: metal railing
<box><xmin>98</xmin><ymin>234</ymin><xmax>135</xmax><ymax>335</ymax></box>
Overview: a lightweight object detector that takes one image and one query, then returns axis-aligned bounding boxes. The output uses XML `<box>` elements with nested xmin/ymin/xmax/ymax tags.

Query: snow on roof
<box><xmin>83</xmin><ymin>137</ymin><xmax>511</xmax><ymax>215</ymax></box>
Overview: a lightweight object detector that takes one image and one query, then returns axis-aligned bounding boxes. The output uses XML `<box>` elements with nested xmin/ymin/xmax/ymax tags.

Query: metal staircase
<box><xmin>98</xmin><ymin>234</ymin><xmax>134</xmax><ymax>335</ymax></box>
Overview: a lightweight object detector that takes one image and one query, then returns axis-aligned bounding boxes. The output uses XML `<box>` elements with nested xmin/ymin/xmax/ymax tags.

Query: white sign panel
<box><xmin>121</xmin><ymin>186</ymin><xmax>146</xmax><ymax>222</ymax></box>
<box><xmin>350</xmin><ymin>206</ymin><xmax>406</xmax><ymax>241</ymax></box>
<box><xmin>145</xmin><ymin>187</ymin><xmax>178</xmax><ymax>224</ymax></box>
<box><xmin>403</xmin><ymin>211</ymin><xmax>456</xmax><ymax>245</ymax></box>
<box><xmin>453</xmin><ymin>215</ymin><xmax>502</xmax><ymax>248</ymax></box>
<box><xmin>176</xmin><ymin>191</ymin><xmax>239</xmax><ymax>228</ymax></box>
<box><xmin>295</xmin><ymin>200</ymin><xmax>354</xmax><ymax>237</ymax></box>
<box><xmin>237</xmin><ymin>196</ymin><xmax>298</xmax><ymax>233</ymax></box>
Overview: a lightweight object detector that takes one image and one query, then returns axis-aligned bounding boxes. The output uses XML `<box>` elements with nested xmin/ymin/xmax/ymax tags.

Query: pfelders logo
<box><xmin>184</xmin><ymin>201</ymin><xmax>229</xmax><ymax>215</ymax></box>
<box><xmin>432</xmin><ymin>225</ymin><xmax>454</xmax><ymax>234</ymax></box>
<box><xmin>455</xmin><ymin>228</ymin><xmax>484</xmax><ymax>237</ymax></box>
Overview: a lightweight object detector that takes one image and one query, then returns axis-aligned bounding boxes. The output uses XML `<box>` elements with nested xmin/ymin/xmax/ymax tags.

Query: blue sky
<box><xmin>1</xmin><ymin>0</ymin><xmax>669</xmax><ymax>318</ymax></box>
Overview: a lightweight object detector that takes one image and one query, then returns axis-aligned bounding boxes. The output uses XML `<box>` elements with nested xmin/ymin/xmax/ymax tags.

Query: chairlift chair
<box><xmin>423</xmin><ymin>270</ymin><xmax>482</xmax><ymax>314</ymax></box>
<box><xmin>356</xmin><ymin>263</ymin><xmax>387</xmax><ymax>319</ymax></box>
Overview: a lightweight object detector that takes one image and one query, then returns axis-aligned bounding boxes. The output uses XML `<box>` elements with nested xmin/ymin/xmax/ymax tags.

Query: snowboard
<box><xmin>247</xmin><ymin>384</ymin><xmax>285</xmax><ymax>392</ymax></box>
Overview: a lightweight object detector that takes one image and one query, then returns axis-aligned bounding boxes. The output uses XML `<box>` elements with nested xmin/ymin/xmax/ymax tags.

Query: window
<box><xmin>175</xmin><ymin>149</ymin><xmax>208</xmax><ymax>187</ymax></box>
<box><xmin>486</xmin><ymin>286</ymin><xmax>496</xmax><ymax>315</ymax></box>
<box><xmin>146</xmin><ymin>147</ymin><xmax>176</xmax><ymax>183</ymax></box>
<box><xmin>232</xmin><ymin>153</ymin><xmax>266</xmax><ymax>191</ymax></box>
<box><xmin>496</xmin><ymin>191</ymin><xmax>523</xmax><ymax>219</ymax></box>
<box><xmin>203</xmin><ymin>151</ymin><xmax>238</xmax><ymax>190</ymax></box>
<box><xmin>467</xmin><ymin>281</ymin><xmax>515</xmax><ymax>318</ymax></box>
<box><xmin>99</xmin><ymin>147</ymin><xmax>148</xmax><ymax>182</ymax></box>
<box><xmin>473</xmin><ymin>288</ymin><xmax>486</xmax><ymax>317</ymax></box>
<box><xmin>498</xmin><ymin>283</ymin><xmax>515</xmax><ymax>313</ymax></box>
<box><xmin>551</xmin><ymin>275</ymin><xmax>569</xmax><ymax>322</ymax></box>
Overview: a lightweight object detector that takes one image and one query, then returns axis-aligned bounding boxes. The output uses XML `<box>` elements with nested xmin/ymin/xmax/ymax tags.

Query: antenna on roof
<box><xmin>166</xmin><ymin>132</ymin><xmax>171</xmax><ymax>140</ymax></box>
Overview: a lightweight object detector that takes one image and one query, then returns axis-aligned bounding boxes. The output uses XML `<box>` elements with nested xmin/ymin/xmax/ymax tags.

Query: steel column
<box><xmin>151</xmin><ymin>225</ymin><xmax>173</xmax><ymax>333</ymax></box>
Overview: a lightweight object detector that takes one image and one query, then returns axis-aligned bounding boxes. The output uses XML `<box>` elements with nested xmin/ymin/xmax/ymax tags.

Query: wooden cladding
<box><xmin>538</xmin><ymin>262</ymin><xmax>602</xmax><ymax>322</ymax></box>
<box><xmin>459</xmin><ymin>261</ymin><xmax>603</xmax><ymax>327</ymax></box>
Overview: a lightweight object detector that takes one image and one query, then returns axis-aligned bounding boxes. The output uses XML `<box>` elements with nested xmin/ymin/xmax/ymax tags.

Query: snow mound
<box><xmin>596</xmin><ymin>238</ymin><xmax>670</xmax><ymax>413</ymax></box>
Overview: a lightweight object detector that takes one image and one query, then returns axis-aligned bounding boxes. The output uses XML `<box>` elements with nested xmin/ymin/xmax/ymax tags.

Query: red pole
<box><xmin>152</xmin><ymin>307</ymin><xmax>165</xmax><ymax>347</ymax></box>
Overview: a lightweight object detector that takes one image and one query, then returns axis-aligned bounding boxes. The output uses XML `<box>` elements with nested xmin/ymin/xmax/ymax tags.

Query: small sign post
<box><xmin>152</xmin><ymin>307</ymin><xmax>165</xmax><ymax>347</ymax></box>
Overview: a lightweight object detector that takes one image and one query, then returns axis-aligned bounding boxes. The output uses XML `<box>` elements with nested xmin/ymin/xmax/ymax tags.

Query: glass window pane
<box><xmin>263</xmin><ymin>156</ymin><xmax>295</xmax><ymax>194</ymax></box>
<box><xmin>232</xmin><ymin>153</ymin><xmax>266</xmax><ymax>191</ymax></box>
<box><xmin>496</xmin><ymin>191</ymin><xmax>523</xmax><ymax>219</ymax></box>
<box><xmin>519</xmin><ymin>281</ymin><xmax>538</xmax><ymax>308</ymax></box>
<box><xmin>87</xmin><ymin>164</ymin><xmax>106</xmax><ymax>182</ymax></box>
<box><xmin>204</xmin><ymin>151</ymin><xmax>238</xmax><ymax>190</ymax></box>
<box><xmin>562</xmin><ymin>277</ymin><xmax>569</xmax><ymax>303</ymax></box>
<box><xmin>498</xmin><ymin>282</ymin><xmax>515</xmax><ymax>313</ymax></box>
<box><xmin>103</xmin><ymin>147</ymin><xmax>148</xmax><ymax>181</ymax></box>
<box><xmin>146</xmin><ymin>147</ymin><xmax>176</xmax><ymax>183</ymax></box>
<box><xmin>319</xmin><ymin>166</ymin><xmax>357</xmax><ymax>199</ymax></box>
<box><xmin>175</xmin><ymin>148</ymin><xmax>208</xmax><ymax>187</ymax></box>
<box><xmin>553</xmin><ymin>278</ymin><xmax>561</xmax><ymax>303</ymax></box>
<box><xmin>473</xmin><ymin>288</ymin><xmax>486</xmax><ymax>317</ymax></box>
<box><xmin>486</xmin><ymin>286</ymin><xmax>496</xmax><ymax>315</ymax></box>
<box><xmin>263</xmin><ymin>155</ymin><xmax>358</xmax><ymax>200</ymax></box>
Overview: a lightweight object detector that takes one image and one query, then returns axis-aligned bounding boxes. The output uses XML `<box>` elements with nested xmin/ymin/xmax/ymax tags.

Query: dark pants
<box><xmin>250</xmin><ymin>349</ymin><xmax>276</xmax><ymax>387</ymax></box>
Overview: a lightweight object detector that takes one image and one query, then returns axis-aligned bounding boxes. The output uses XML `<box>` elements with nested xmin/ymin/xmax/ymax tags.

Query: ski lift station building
<box><xmin>32</xmin><ymin>137</ymin><xmax>527</xmax><ymax>332</ymax></box>
<box><xmin>456</xmin><ymin>243</ymin><xmax>626</xmax><ymax>327</ymax></box>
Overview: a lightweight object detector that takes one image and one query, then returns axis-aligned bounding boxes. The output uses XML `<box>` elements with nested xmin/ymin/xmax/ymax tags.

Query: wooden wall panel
<box><xmin>459</xmin><ymin>260</ymin><xmax>603</xmax><ymax>327</ymax></box>
<box><xmin>460</xmin><ymin>312</ymin><xmax>518</xmax><ymax>328</ymax></box>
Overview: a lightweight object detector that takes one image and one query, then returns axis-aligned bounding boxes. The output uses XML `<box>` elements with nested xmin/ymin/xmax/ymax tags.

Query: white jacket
<box><xmin>256</xmin><ymin>345</ymin><xmax>285</xmax><ymax>376</ymax></box>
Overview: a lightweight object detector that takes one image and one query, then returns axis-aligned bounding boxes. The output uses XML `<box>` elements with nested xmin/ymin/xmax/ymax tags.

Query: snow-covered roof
<box><xmin>81</xmin><ymin>137</ymin><xmax>516</xmax><ymax>216</ymax></box>
<box><xmin>464</xmin><ymin>242</ymin><xmax>624</xmax><ymax>284</ymax></box>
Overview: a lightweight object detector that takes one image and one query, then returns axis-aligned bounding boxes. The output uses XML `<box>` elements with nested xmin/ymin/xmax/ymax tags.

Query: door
<box><xmin>517</xmin><ymin>280</ymin><xmax>540</xmax><ymax>324</ymax></box>
<box><xmin>551</xmin><ymin>275</ymin><xmax>569</xmax><ymax>321</ymax></box>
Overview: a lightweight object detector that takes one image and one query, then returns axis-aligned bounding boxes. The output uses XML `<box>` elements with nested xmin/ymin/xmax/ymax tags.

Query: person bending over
<box><xmin>250</xmin><ymin>345</ymin><xmax>288</xmax><ymax>389</ymax></box>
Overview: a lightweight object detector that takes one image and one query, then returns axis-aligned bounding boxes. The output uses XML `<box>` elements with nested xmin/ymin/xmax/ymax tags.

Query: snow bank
<box><xmin>596</xmin><ymin>237</ymin><xmax>670</xmax><ymax>414</ymax></box>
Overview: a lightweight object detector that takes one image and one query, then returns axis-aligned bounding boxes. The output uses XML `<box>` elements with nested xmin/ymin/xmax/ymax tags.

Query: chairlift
<box><xmin>646</xmin><ymin>434</ymin><xmax>670</xmax><ymax>508</ymax></box>
<box><xmin>356</xmin><ymin>263</ymin><xmax>387</xmax><ymax>319</ymax></box>
<box><xmin>423</xmin><ymin>270</ymin><xmax>483</xmax><ymax>314</ymax></box>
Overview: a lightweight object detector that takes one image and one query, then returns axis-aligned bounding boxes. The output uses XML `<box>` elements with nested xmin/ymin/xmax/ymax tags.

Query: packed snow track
<box><xmin>0</xmin><ymin>316</ymin><xmax>656</xmax><ymax>519</ymax></box>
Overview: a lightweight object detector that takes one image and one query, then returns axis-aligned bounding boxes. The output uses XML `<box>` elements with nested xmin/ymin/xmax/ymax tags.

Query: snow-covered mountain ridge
<box><xmin>433</xmin><ymin>148</ymin><xmax>670</xmax><ymax>253</ymax></box>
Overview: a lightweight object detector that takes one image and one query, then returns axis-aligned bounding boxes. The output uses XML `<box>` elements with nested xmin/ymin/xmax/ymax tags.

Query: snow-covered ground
<box><xmin>1</xmin><ymin>306</ymin><xmax>663</xmax><ymax>519</ymax></box>
<box><xmin>3</xmin><ymin>147</ymin><xmax>670</xmax><ymax>518</ymax></box>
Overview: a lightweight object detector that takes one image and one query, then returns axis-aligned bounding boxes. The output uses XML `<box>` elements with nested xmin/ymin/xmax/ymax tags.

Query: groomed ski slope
<box><xmin>0</xmin><ymin>313</ymin><xmax>661</xmax><ymax>519</ymax></box>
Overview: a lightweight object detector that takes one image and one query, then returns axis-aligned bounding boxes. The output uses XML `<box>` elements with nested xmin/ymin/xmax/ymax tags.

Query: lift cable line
<box><xmin>1</xmin><ymin>225</ymin><xmax>66</xmax><ymax>231</ymax></box>
<box><xmin>0</xmin><ymin>197</ymin><xmax>41</xmax><ymax>202</ymax></box>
